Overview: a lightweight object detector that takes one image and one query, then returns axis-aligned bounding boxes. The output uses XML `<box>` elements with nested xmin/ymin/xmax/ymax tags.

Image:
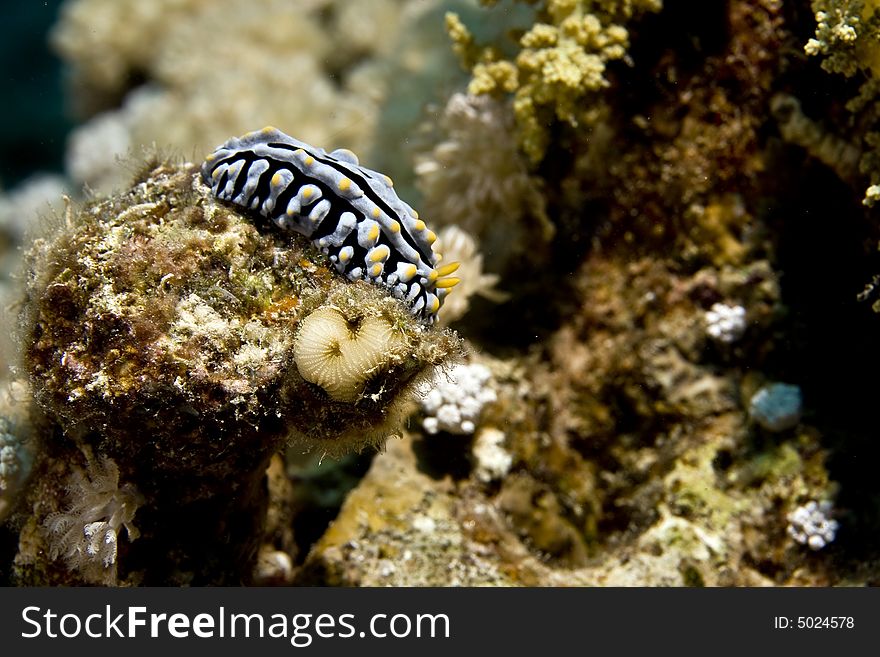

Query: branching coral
<box><xmin>804</xmin><ymin>0</ymin><xmax>880</xmax><ymax>77</ymax></box>
<box><xmin>446</xmin><ymin>0</ymin><xmax>662</xmax><ymax>162</ymax></box>
<box><xmin>802</xmin><ymin>1</ymin><xmax>880</xmax><ymax>205</ymax></box>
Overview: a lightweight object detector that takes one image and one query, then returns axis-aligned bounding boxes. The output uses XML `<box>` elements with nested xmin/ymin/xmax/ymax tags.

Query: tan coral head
<box><xmin>293</xmin><ymin>306</ymin><xmax>405</xmax><ymax>402</ymax></box>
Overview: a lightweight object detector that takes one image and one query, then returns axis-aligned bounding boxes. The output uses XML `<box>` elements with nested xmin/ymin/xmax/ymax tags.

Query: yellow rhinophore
<box><xmin>435</xmin><ymin>262</ymin><xmax>460</xmax><ymax>277</ymax></box>
<box><xmin>434</xmin><ymin>277</ymin><xmax>460</xmax><ymax>289</ymax></box>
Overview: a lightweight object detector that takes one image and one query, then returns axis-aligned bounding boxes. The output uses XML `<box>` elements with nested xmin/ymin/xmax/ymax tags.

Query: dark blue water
<box><xmin>0</xmin><ymin>0</ymin><xmax>69</xmax><ymax>186</ymax></box>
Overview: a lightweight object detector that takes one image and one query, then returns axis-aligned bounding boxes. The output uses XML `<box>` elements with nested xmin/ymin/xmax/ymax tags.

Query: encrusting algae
<box><xmin>14</xmin><ymin>158</ymin><xmax>459</xmax><ymax>584</ymax></box>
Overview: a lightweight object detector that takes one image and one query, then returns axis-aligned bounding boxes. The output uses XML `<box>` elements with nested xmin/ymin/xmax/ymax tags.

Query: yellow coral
<box><xmin>447</xmin><ymin>0</ymin><xmax>661</xmax><ymax>162</ymax></box>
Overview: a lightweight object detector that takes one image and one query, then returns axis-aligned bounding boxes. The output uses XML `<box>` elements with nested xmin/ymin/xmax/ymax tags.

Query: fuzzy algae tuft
<box><xmin>16</xmin><ymin>159</ymin><xmax>458</xmax><ymax>583</ymax></box>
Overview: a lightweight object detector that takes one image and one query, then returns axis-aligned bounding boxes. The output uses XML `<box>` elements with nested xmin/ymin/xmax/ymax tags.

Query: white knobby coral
<box><xmin>704</xmin><ymin>302</ymin><xmax>747</xmax><ymax>343</ymax></box>
<box><xmin>44</xmin><ymin>456</ymin><xmax>143</xmax><ymax>584</ymax></box>
<box><xmin>472</xmin><ymin>427</ymin><xmax>512</xmax><ymax>482</ymax></box>
<box><xmin>787</xmin><ymin>500</ymin><xmax>838</xmax><ymax>551</ymax></box>
<box><xmin>419</xmin><ymin>362</ymin><xmax>497</xmax><ymax>435</ymax></box>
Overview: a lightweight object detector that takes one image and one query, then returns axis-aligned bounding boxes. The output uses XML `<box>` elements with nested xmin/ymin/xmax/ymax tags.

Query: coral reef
<box><xmin>3</xmin><ymin>0</ymin><xmax>880</xmax><ymax>589</ymax></box>
<box><xmin>300</xmin><ymin>254</ymin><xmax>845</xmax><ymax>586</ymax></box>
<box><xmin>12</xmin><ymin>159</ymin><xmax>457</xmax><ymax>583</ymax></box>
<box><xmin>570</xmin><ymin>0</ymin><xmax>788</xmax><ymax>262</ymax></box>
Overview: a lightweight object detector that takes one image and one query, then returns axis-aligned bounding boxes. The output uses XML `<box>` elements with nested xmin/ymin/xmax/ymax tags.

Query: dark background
<box><xmin>1</xmin><ymin>1</ymin><xmax>69</xmax><ymax>187</ymax></box>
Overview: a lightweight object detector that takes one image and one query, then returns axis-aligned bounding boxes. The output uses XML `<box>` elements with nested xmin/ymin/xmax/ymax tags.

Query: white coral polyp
<box><xmin>787</xmin><ymin>500</ymin><xmax>838</xmax><ymax>551</ymax></box>
<box><xmin>472</xmin><ymin>428</ymin><xmax>512</xmax><ymax>482</ymax></box>
<box><xmin>705</xmin><ymin>302</ymin><xmax>747</xmax><ymax>344</ymax></box>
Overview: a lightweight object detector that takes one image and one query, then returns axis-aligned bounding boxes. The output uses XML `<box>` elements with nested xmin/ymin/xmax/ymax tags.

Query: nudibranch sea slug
<box><xmin>201</xmin><ymin>127</ymin><xmax>460</xmax><ymax>323</ymax></box>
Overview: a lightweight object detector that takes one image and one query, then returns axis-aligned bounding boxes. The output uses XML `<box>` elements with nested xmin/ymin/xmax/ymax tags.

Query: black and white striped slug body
<box><xmin>201</xmin><ymin>127</ymin><xmax>459</xmax><ymax>323</ymax></box>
